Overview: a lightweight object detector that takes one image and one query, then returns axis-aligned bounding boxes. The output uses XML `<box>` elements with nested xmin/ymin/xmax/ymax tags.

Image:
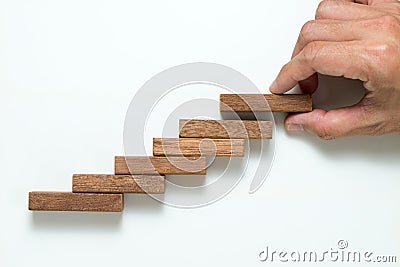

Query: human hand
<box><xmin>270</xmin><ymin>0</ymin><xmax>400</xmax><ymax>139</ymax></box>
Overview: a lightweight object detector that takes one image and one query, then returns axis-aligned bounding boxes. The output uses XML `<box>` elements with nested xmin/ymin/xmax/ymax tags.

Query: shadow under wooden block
<box><xmin>220</xmin><ymin>94</ymin><xmax>312</xmax><ymax>112</ymax></box>
<box><xmin>28</xmin><ymin>192</ymin><xmax>123</xmax><ymax>212</ymax></box>
<box><xmin>114</xmin><ymin>156</ymin><xmax>206</xmax><ymax>175</ymax></box>
<box><xmin>179</xmin><ymin>119</ymin><xmax>272</xmax><ymax>139</ymax></box>
<box><xmin>72</xmin><ymin>174</ymin><xmax>165</xmax><ymax>194</ymax></box>
<box><xmin>153</xmin><ymin>138</ymin><xmax>244</xmax><ymax>157</ymax></box>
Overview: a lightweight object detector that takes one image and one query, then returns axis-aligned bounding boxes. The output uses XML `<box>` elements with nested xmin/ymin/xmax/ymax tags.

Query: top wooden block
<box><xmin>220</xmin><ymin>94</ymin><xmax>312</xmax><ymax>112</ymax></box>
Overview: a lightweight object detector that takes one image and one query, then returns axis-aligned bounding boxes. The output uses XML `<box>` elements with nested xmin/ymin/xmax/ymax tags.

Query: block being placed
<box><xmin>179</xmin><ymin>119</ymin><xmax>272</xmax><ymax>139</ymax></box>
<box><xmin>153</xmin><ymin>138</ymin><xmax>244</xmax><ymax>157</ymax></box>
<box><xmin>220</xmin><ymin>94</ymin><xmax>312</xmax><ymax>112</ymax></box>
<box><xmin>72</xmin><ymin>174</ymin><xmax>165</xmax><ymax>194</ymax></box>
<box><xmin>28</xmin><ymin>192</ymin><xmax>123</xmax><ymax>212</ymax></box>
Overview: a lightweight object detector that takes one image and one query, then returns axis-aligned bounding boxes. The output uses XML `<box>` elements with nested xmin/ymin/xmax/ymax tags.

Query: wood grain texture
<box><xmin>72</xmin><ymin>174</ymin><xmax>165</xmax><ymax>193</ymax></box>
<box><xmin>28</xmin><ymin>192</ymin><xmax>123</xmax><ymax>212</ymax></box>
<box><xmin>179</xmin><ymin>119</ymin><xmax>272</xmax><ymax>139</ymax></box>
<box><xmin>153</xmin><ymin>138</ymin><xmax>244</xmax><ymax>157</ymax></box>
<box><xmin>114</xmin><ymin>156</ymin><xmax>206</xmax><ymax>175</ymax></box>
<box><xmin>220</xmin><ymin>94</ymin><xmax>312</xmax><ymax>112</ymax></box>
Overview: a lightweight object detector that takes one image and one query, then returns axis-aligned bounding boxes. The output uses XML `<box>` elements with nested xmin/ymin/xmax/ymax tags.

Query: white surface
<box><xmin>1</xmin><ymin>0</ymin><xmax>399</xmax><ymax>266</ymax></box>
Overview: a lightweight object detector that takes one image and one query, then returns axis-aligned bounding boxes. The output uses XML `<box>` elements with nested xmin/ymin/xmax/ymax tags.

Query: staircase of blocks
<box><xmin>28</xmin><ymin>94</ymin><xmax>312</xmax><ymax>212</ymax></box>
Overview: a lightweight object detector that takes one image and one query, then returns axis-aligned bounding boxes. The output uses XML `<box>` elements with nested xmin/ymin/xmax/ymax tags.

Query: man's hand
<box><xmin>270</xmin><ymin>0</ymin><xmax>400</xmax><ymax>139</ymax></box>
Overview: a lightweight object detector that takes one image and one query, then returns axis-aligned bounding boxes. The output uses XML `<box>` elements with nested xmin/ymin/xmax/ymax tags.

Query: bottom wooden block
<box><xmin>28</xmin><ymin>192</ymin><xmax>123</xmax><ymax>212</ymax></box>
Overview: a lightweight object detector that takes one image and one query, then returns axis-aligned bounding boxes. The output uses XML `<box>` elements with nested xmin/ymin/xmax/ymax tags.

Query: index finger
<box><xmin>270</xmin><ymin>41</ymin><xmax>370</xmax><ymax>94</ymax></box>
<box><xmin>341</xmin><ymin>0</ymin><xmax>399</xmax><ymax>5</ymax></box>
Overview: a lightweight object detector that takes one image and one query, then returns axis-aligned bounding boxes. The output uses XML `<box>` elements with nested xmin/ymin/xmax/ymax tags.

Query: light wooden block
<box><xmin>179</xmin><ymin>119</ymin><xmax>272</xmax><ymax>139</ymax></box>
<box><xmin>28</xmin><ymin>192</ymin><xmax>123</xmax><ymax>212</ymax></box>
<box><xmin>72</xmin><ymin>174</ymin><xmax>165</xmax><ymax>194</ymax></box>
<box><xmin>153</xmin><ymin>138</ymin><xmax>244</xmax><ymax>157</ymax></box>
<box><xmin>114</xmin><ymin>156</ymin><xmax>206</xmax><ymax>175</ymax></box>
<box><xmin>220</xmin><ymin>94</ymin><xmax>312</xmax><ymax>112</ymax></box>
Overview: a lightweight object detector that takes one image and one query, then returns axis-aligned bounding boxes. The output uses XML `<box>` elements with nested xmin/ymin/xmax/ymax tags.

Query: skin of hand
<box><xmin>269</xmin><ymin>0</ymin><xmax>400</xmax><ymax>140</ymax></box>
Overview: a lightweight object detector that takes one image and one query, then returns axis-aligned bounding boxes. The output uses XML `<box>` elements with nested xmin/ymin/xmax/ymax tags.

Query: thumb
<box><xmin>284</xmin><ymin>104</ymin><xmax>379</xmax><ymax>139</ymax></box>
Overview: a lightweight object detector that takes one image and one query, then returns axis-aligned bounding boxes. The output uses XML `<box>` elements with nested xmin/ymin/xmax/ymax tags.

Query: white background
<box><xmin>1</xmin><ymin>0</ymin><xmax>399</xmax><ymax>266</ymax></box>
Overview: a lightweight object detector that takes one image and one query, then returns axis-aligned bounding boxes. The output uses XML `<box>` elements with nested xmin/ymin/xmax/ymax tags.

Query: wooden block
<box><xmin>153</xmin><ymin>138</ymin><xmax>244</xmax><ymax>157</ymax></box>
<box><xmin>28</xmin><ymin>192</ymin><xmax>123</xmax><ymax>212</ymax></box>
<box><xmin>114</xmin><ymin>156</ymin><xmax>206</xmax><ymax>175</ymax></box>
<box><xmin>72</xmin><ymin>174</ymin><xmax>165</xmax><ymax>194</ymax></box>
<box><xmin>220</xmin><ymin>94</ymin><xmax>312</xmax><ymax>112</ymax></box>
<box><xmin>179</xmin><ymin>119</ymin><xmax>272</xmax><ymax>139</ymax></box>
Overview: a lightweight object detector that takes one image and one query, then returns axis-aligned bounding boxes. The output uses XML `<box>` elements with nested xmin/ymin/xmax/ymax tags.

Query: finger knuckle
<box><xmin>394</xmin><ymin>6</ymin><xmax>400</xmax><ymax>16</ymax></box>
<box><xmin>316</xmin><ymin>0</ymin><xmax>332</xmax><ymax>19</ymax></box>
<box><xmin>316</xmin><ymin>126</ymin><xmax>336</xmax><ymax>140</ymax></box>
<box><xmin>312</xmin><ymin>116</ymin><xmax>337</xmax><ymax>140</ymax></box>
<box><xmin>371</xmin><ymin>42</ymin><xmax>397</xmax><ymax>66</ymax></box>
<box><xmin>377</xmin><ymin>15</ymin><xmax>400</xmax><ymax>32</ymax></box>
<box><xmin>298</xmin><ymin>20</ymin><xmax>316</xmax><ymax>46</ymax></box>
<box><xmin>380</xmin><ymin>42</ymin><xmax>397</xmax><ymax>57</ymax></box>
<box><xmin>281</xmin><ymin>62</ymin><xmax>290</xmax><ymax>73</ymax></box>
<box><xmin>303</xmin><ymin>42</ymin><xmax>321</xmax><ymax>64</ymax></box>
<box><xmin>302</xmin><ymin>20</ymin><xmax>317</xmax><ymax>34</ymax></box>
<box><xmin>362</xmin><ymin>40</ymin><xmax>398</xmax><ymax>84</ymax></box>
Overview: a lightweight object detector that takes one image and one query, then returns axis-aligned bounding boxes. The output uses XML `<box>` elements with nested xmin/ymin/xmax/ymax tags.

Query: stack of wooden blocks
<box><xmin>29</xmin><ymin>94</ymin><xmax>312</xmax><ymax>212</ymax></box>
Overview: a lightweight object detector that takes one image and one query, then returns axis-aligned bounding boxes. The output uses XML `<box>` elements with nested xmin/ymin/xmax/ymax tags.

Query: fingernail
<box><xmin>286</xmin><ymin>123</ymin><xmax>304</xmax><ymax>131</ymax></box>
<box><xmin>269</xmin><ymin>79</ymin><xmax>278</xmax><ymax>92</ymax></box>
